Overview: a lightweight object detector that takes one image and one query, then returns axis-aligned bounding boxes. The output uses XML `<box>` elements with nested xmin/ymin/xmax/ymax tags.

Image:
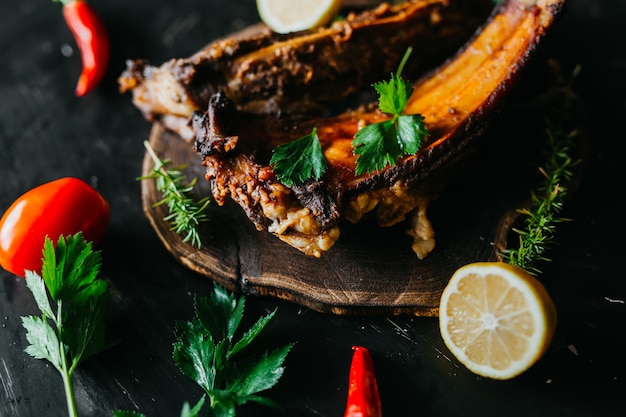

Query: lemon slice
<box><xmin>439</xmin><ymin>262</ymin><xmax>557</xmax><ymax>380</ymax></box>
<box><xmin>256</xmin><ymin>0</ymin><xmax>342</xmax><ymax>34</ymax></box>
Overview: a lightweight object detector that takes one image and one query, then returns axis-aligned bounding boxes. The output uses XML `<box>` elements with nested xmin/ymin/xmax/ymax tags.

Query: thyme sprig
<box><xmin>501</xmin><ymin>89</ymin><xmax>581</xmax><ymax>275</ymax></box>
<box><xmin>140</xmin><ymin>141</ymin><xmax>210</xmax><ymax>249</ymax></box>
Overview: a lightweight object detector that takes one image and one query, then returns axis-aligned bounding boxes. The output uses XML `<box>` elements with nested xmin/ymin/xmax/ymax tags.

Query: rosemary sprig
<box><xmin>500</xmin><ymin>90</ymin><xmax>581</xmax><ymax>275</ymax></box>
<box><xmin>139</xmin><ymin>141</ymin><xmax>210</xmax><ymax>248</ymax></box>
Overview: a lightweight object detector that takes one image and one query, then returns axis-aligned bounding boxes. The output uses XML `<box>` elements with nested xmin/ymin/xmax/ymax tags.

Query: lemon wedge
<box><xmin>439</xmin><ymin>262</ymin><xmax>557</xmax><ymax>380</ymax></box>
<box><xmin>256</xmin><ymin>0</ymin><xmax>342</xmax><ymax>34</ymax></box>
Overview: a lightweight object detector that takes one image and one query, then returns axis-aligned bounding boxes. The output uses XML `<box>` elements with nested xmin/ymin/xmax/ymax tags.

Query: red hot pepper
<box><xmin>57</xmin><ymin>0</ymin><xmax>110</xmax><ymax>96</ymax></box>
<box><xmin>344</xmin><ymin>346</ymin><xmax>383</xmax><ymax>417</ymax></box>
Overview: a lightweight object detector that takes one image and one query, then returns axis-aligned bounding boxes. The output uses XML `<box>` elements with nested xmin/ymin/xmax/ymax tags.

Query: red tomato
<box><xmin>0</xmin><ymin>177</ymin><xmax>109</xmax><ymax>277</ymax></box>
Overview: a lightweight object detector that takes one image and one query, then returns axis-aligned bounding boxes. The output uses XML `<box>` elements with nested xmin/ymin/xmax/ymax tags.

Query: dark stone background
<box><xmin>1</xmin><ymin>1</ymin><xmax>624</xmax><ymax>416</ymax></box>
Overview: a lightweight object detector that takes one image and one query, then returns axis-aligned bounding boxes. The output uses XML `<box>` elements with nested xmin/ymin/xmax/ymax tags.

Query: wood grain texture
<box><xmin>139</xmin><ymin>80</ymin><xmax>569</xmax><ymax>316</ymax></box>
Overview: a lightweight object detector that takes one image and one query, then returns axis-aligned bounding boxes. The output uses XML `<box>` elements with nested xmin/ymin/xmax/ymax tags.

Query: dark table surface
<box><xmin>1</xmin><ymin>0</ymin><xmax>625</xmax><ymax>416</ymax></box>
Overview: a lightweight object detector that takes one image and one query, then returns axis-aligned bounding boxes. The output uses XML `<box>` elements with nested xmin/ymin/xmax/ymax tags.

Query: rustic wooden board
<box><xmin>141</xmin><ymin>131</ymin><xmax>515</xmax><ymax>316</ymax></box>
<box><xmin>140</xmin><ymin>80</ymin><xmax>581</xmax><ymax>316</ymax></box>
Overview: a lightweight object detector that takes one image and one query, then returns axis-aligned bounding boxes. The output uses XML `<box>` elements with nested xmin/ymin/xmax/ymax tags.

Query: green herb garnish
<box><xmin>113</xmin><ymin>412</ymin><xmax>147</xmax><ymax>417</ymax></box>
<box><xmin>270</xmin><ymin>48</ymin><xmax>428</xmax><ymax>185</ymax></box>
<box><xmin>173</xmin><ymin>284</ymin><xmax>293</xmax><ymax>416</ymax></box>
<box><xmin>140</xmin><ymin>141</ymin><xmax>210</xmax><ymax>248</ymax></box>
<box><xmin>114</xmin><ymin>398</ymin><xmax>205</xmax><ymax>417</ymax></box>
<box><xmin>113</xmin><ymin>284</ymin><xmax>293</xmax><ymax>417</ymax></box>
<box><xmin>352</xmin><ymin>47</ymin><xmax>428</xmax><ymax>175</ymax></box>
<box><xmin>21</xmin><ymin>233</ymin><xmax>113</xmax><ymax>417</ymax></box>
<box><xmin>270</xmin><ymin>127</ymin><xmax>328</xmax><ymax>187</ymax></box>
<box><xmin>501</xmin><ymin>89</ymin><xmax>580</xmax><ymax>275</ymax></box>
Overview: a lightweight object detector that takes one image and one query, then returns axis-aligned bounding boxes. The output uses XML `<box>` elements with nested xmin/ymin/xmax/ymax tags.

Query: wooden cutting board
<box><xmin>140</xmin><ymin>79</ymin><xmax>582</xmax><ymax>317</ymax></box>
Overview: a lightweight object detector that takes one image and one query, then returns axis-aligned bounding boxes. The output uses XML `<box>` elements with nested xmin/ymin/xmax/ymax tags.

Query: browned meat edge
<box><xmin>119</xmin><ymin>0</ymin><xmax>493</xmax><ymax>140</ymax></box>
<box><xmin>190</xmin><ymin>0</ymin><xmax>567</xmax><ymax>258</ymax></box>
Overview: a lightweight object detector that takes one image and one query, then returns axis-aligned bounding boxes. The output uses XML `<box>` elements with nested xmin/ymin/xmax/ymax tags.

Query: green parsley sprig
<box><xmin>114</xmin><ymin>399</ymin><xmax>205</xmax><ymax>417</ymax></box>
<box><xmin>116</xmin><ymin>284</ymin><xmax>293</xmax><ymax>417</ymax></box>
<box><xmin>21</xmin><ymin>233</ymin><xmax>113</xmax><ymax>417</ymax></box>
<box><xmin>352</xmin><ymin>47</ymin><xmax>428</xmax><ymax>175</ymax></box>
<box><xmin>501</xmin><ymin>88</ymin><xmax>581</xmax><ymax>275</ymax></box>
<box><xmin>270</xmin><ymin>48</ymin><xmax>428</xmax><ymax>185</ymax></box>
<box><xmin>173</xmin><ymin>284</ymin><xmax>293</xmax><ymax>416</ymax></box>
<box><xmin>270</xmin><ymin>128</ymin><xmax>328</xmax><ymax>187</ymax></box>
<box><xmin>140</xmin><ymin>141</ymin><xmax>210</xmax><ymax>248</ymax></box>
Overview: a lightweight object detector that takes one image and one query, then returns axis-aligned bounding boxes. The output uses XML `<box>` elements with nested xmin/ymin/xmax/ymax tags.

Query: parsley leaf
<box><xmin>114</xmin><ymin>285</ymin><xmax>291</xmax><ymax>417</ymax></box>
<box><xmin>113</xmin><ymin>398</ymin><xmax>206</xmax><ymax>417</ymax></box>
<box><xmin>172</xmin><ymin>284</ymin><xmax>293</xmax><ymax>416</ymax></box>
<box><xmin>353</xmin><ymin>47</ymin><xmax>429</xmax><ymax>175</ymax></box>
<box><xmin>113</xmin><ymin>412</ymin><xmax>146</xmax><ymax>417</ymax></box>
<box><xmin>269</xmin><ymin>48</ymin><xmax>427</xmax><ymax>183</ymax></box>
<box><xmin>180</xmin><ymin>397</ymin><xmax>206</xmax><ymax>417</ymax></box>
<box><xmin>21</xmin><ymin>233</ymin><xmax>113</xmax><ymax>417</ymax></box>
<box><xmin>376</xmin><ymin>72</ymin><xmax>413</xmax><ymax>115</ymax></box>
<box><xmin>270</xmin><ymin>128</ymin><xmax>328</xmax><ymax>186</ymax></box>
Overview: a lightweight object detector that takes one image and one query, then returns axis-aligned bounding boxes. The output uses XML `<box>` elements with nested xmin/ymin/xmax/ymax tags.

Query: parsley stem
<box><xmin>396</xmin><ymin>46</ymin><xmax>413</xmax><ymax>76</ymax></box>
<box><xmin>61</xmin><ymin>368</ymin><xmax>78</xmax><ymax>417</ymax></box>
<box><xmin>56</xmin><ymin>300</ymin><xmax>79</xmax><ymax>417</ymax></box>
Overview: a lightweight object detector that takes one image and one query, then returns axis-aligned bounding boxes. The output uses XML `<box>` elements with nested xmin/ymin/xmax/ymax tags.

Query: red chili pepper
<box><xmin>57</xmin><ymin>0</ymin><xmax>110</xmax><ymax>96</ymax></box>
<box><xmin>344</xmin><ymin>346</ymin><xmax>382</xmax><ymax>417</ymax></box>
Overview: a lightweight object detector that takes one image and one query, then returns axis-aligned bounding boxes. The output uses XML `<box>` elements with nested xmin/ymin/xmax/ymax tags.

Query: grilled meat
<box><xmin>119</xmin><ymin>0</ymin><xmax>493</xmax><ymax>140</ymax></box>
<box><xmin>192</xmin><ymin>0</ymin><xmax>568</xmax><ymax>258</ymax></box>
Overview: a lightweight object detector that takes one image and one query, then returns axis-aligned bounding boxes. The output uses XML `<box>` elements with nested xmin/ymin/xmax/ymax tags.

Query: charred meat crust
<box><xmin>352</xmin><ymin>0</ymin><xmax>568</xmax><ymax>195</ymax></box>
<box><xmin>119</xmin><ymin>0</ymin><xmax>493</xmax><ymax>130</ymax></box>
<box><xmin>192</xmin><ymin>0</ymin><xmax>568</xmax><ymax>258</ymax></box>
<box><xmin>192</xmin><ymin>98</ymin><xmax>342</xmax><ymax>233</ymax></box>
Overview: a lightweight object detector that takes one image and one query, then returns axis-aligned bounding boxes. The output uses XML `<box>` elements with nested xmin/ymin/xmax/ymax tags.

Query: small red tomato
<box><xmin>0</xmin><ymin>177</ymin><xmax>109</xmax><ymax>277</ymax></box>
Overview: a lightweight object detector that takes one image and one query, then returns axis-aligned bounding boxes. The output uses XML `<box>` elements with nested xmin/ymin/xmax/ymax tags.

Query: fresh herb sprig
<box><xmin>173</xmin><ymin>284</ymin><xmax>293</xmax><ymax>417</ymax></box>
<box><xmin>140</xmin><ymin>141</ymin><xmax>210</xmax><ymax>248</ymax></box>
<box><xmin>501</xmin><ymin>90</ymin><xmax>580</xmax><ymax>275</ymax></box>
<box><xmin>270</xmin><ymin>48</ymin><xmax>428</xmax><ymax>185</ymax></box>
<box><xmin>352</xmin><ymin>47</ymin><xmax>428</xmax><ymax>175</ymax></box>
<box><xmin>116</xmin><ymin>284</ymin><xmax>293</xmax><ymax>417</ymax></box>
<box><xmin>21</xmin><ymin>233</ymin><xmax>113</xmax><ymax>417</ymax></box>
<box><xmin>270</xmin><ymin>128</ymin><xmax>327</xmax><ymax>187</ymax></box>
<box><xmin>114</xmin><ymin>399</ymin><xmax>204</xmax><ymax>417</ymax></box>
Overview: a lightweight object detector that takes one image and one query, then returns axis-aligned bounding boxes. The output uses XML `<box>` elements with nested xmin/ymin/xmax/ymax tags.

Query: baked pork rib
<box><xmin>119</xmin><ymin>0</ymin><xmax>493</xmax><ymax>140</ymax></box>
<box><xmin>192</xmin><ymin>0</ymin><xmax>568</xmax><ymax>258</ymax></box>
